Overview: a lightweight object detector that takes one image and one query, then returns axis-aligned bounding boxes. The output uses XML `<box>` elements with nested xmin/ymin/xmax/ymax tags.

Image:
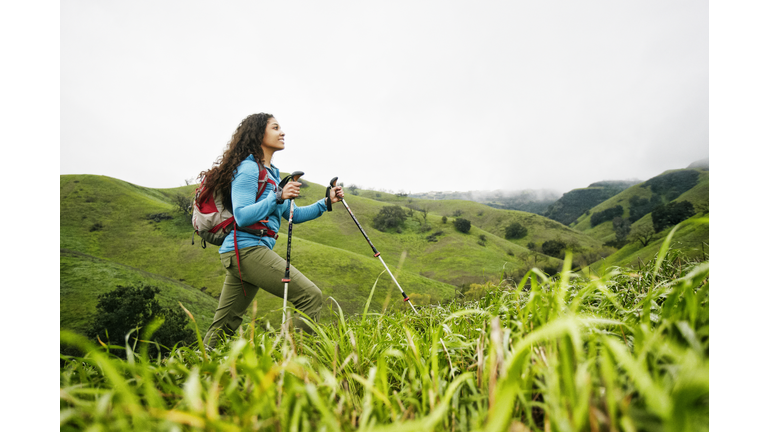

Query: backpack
<box><xmin>192</xmin><ymin>159</ymin><xmax>278</xmax><ymax>248</ymax></box>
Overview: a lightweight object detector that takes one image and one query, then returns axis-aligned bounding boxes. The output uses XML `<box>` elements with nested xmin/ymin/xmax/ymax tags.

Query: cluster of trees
<box><xmin>643</xmin><ymin>170</ymin><xmax>700</xmax><ymax>201</ymax></box>
<box><xmin>590</xmin><ymin>205</ymin><xmax>624</xmax><ymax>227</ymax></box>
<box><xmin>86</xmin><ymin>285</ymin><xmax>194</xmax><ymax>358</ymax></box>
<box><xmin>651</xmin><ymin>200</ymin><xmax>696</xmax><ymax>233</ymax></box>
<box><xmin>628</xmin><ymin>195</ymin><xmax>661</xmax><ymax>222</ymax></box>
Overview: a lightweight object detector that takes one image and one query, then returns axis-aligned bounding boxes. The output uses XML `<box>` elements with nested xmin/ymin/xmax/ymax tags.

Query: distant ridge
<box><xmin>687</xmin><ymin>157</ymin><xmax>709</xmax><ymax>169</ymax></box>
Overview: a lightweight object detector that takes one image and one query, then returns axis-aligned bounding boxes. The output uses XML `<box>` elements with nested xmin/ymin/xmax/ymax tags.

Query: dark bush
<box><xmin>426</xmin><ymin>230</ymin><xmax>444</xmax><ymax>242</ymax></box>
<box><xmin>651</xmin><ymin>200</ymin><xmax>696</xmax><ymax>233</ymax></box>
<box><xmin>441</xmin><ymin>216</ymin><xmax>448</xmax><ymax>224</ymax></box>
<box><xmin>86</xmin><ymin>285</ymin><xmax>194</xmax><ymax>358</ymax></box>
<box><xmin>147</xmin><ymin>213</ymin><xmax>173</xmax><ymax>223</ymax></box>
<box><xmin>542</xmin><ymin>239</ymin><xmax>567</xmax><ymax>258</ymax></box>
<box><xmin>373</xmin><ymin>206</ymin><xmax>407</xmax><ymax>231</ymax></box>
<box><xmin>542</xmin><ymin>264</ymin><xmax>561</xmax><ymax>276</ymax></box>
<box><xmin>504</xmin><ymin>222</ymin><xmax>528</xmax><ymax>239</ymax></box>
<box><xmin>89</xmin><ymin>222</ymin><xmax>104</xmax><ymax>232</ymax></box>
<box><xmin>453</xmin><ymin>218</ymin><xmax>471</xmax><ymax>233</ymax></box>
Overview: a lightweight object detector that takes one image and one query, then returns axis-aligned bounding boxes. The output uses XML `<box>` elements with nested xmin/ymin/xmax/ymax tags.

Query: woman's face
<box><xmin>261</xmin><ymin>117</ymin><xmax>285</xmax><ymax>152</ymax></box>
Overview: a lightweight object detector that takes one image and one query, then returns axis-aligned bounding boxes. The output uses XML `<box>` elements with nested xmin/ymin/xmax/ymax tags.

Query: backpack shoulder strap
<box><xmin>255</xmin><ymin>158</ymin><xmax>278</xmax><ymax>201</ymax></box>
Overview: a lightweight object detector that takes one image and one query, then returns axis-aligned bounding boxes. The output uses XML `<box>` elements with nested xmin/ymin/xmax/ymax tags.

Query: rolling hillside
<box><xmin>571</xmin><ymin>168</ymin><xmax>709</xmax><ymax>269</ymax></box>
<box><xmin>542</xmin><ymin>180</ymin><xmax>640</xmax><ymax>226</ymax></box>
<box><xmin>60</xmin><ymin>174</ymin><xmax>609</xmax><ymax>332</ymax></box>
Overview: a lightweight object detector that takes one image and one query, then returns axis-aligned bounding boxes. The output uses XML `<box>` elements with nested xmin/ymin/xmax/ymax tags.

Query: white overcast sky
<box><xmin>59</xmin><ymin>0</ymin><xmax>710</xmax><ymax>194</ymax></box>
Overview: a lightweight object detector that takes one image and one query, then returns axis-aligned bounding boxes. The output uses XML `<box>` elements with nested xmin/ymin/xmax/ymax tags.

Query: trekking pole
<box><xmin>280</xmin><ymin>171</ymin><xmax>304</xmax><ymax>325</ymax></box>
<box><xmin>328</xmin><ymin>177</ymin><xmax>419</xmax><ymax>315</ymax></box>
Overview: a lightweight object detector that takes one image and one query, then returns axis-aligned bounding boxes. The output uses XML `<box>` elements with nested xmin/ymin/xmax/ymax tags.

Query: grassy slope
<box><xmin>60</xmin><ymin>249</ymin><xmax>218</xmax><ymax>335</ymax></box>
<box><xmin>349</xmin><ymin>188</ymin><xmax>604</xmax><ymax>250</ymax></box>
<box><xmin>572</xmin><ymin>169</ymin><xmax>709</xmax><ymax>238</ymax></box>
<box><xmin>574</xmin><ymin>169</ymin><xmax>710</xmax><ymax>269</ymax></box>
<box><xmin>60</xmin><ymin>175</ymin><xmax>461</xmax><ymax>330</ymax></box>
<box><xmin>589</xmin><ymin>215</ymin><xmax>709</xmax><ymax>272</ymax></box>
<box><xmin>60</xmin><ymin>173</ymin><xmax>631</xmax><ymax>331</ymax></box>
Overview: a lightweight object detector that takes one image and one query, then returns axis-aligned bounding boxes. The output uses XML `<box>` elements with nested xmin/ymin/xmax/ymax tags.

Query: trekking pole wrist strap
<box><xmin>325</xmin><ymin>186</ymin><xmax>333</xmax><ymax>211</ymax></box>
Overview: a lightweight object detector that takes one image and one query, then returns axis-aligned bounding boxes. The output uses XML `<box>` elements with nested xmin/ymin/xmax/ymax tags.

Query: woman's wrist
<box><xmin>275</xmin><ymin>187</ymin><xmax>285</xmax><ymax>204</ymax></box>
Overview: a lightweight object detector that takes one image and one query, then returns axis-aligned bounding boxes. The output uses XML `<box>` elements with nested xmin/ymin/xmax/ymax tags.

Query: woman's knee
<box><xmin>293</xmin><ymin>282</ymin><xmax>323</xmax><ymax>313</ymax></box>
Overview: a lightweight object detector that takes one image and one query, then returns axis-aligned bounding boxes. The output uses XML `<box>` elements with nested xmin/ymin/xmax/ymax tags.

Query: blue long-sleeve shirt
<box><xmin>218</xmin><ymin>155</ymin><xmax>327</xmax><ymax>253</ymax></box>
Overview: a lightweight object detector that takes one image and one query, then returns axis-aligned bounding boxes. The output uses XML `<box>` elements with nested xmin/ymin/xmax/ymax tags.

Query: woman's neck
<box><xmin>261</xmin><ymin>148</ymin><xmax>274</xmax><ymax>168</ymax></box>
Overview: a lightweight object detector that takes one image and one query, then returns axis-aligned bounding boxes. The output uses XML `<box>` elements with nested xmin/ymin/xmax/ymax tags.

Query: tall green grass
<box><xmin>61</xmin><ymin>245</ymin><xmax>708</xmax><ymax>431</ymax></box>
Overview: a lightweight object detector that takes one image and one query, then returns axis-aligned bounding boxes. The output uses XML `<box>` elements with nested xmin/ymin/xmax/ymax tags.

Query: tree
<box><xmin>348</xmin><ymin>184</ymin><xmax>359</xmax><ymax>196</ymax></box>
<box><xmin>373</xmin><ymin>206</ymin><xmax>408</xmax><ymax>231</ymax></box>
<box><xmin>651</xmin><ymin>200</ymin><xmax>696</xmax><ymax>233</ymax></box>
<box><xmin>542</xmin><ymin>239</ymin><xmax>567</xmax><ymax>258</ymax></box>
<box><xmin>441</xmin><ymin>215</ymin><xmax>447</xmax><ymax>224</ymax></box>
<box><xmin>87</xmin><ymin>285</ymin><xmax>194</xmax><ymax>358</ymax></box>
<box><xmin>504</xmin><ymin>222</ymin><xmax>528</xmax><ymax>239</ymax></box>
<box><xmin>630</xmin><ymin>225</ymin><xmax>655</xmax><ymax>247</ymax></box>
<box><xmin>171</xmin><ymin>193</ymin><xmax>193</xmax><ymax>222</ymax></box>
<box><xmin>612</xmin><ymin>217</ymin><xmax>631</xmax><ymax>243</ymax></box>
<box><xmin>453</xmin><ymin>218</ymin><xmax>471</xmax><ymax>233</ymax></box>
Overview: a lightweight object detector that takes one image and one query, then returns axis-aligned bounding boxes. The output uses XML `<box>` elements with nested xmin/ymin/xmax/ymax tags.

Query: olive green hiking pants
<box><xmin>203</xmin><ymin>246</ymin><xmax>323</xmax><ymax>349</ymax></box>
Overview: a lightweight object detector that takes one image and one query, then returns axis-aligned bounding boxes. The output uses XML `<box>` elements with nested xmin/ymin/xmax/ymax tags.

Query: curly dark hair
<box><xmin>197</xmin><ymin>113</ymin><xmax>274</xmax><ymax>203</ymax></box>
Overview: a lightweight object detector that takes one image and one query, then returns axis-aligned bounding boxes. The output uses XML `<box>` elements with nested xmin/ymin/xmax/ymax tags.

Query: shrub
<box><xmin>453</xmin><ymin>218</ymin><xmax>471</xmax><ymax>233</ymax></box>
<box><xmin>504</xmin><ymin>222</ymin><xmax>528</xmax><ymax>239</ymax></box>
<box><xmin>478</xmin><ymin>234</ymin><xmax>487</xmax><ymax>246</ymax></box>
<box><xmin>426</xmin><ymin>230</ymin><xmax>444</xmax><ymax>242</ymax></box>
<box><xmin>542</xmin><ymin>239</ymin><xmax>567</xmax><ymax>258</ymax></box>
<box><xmin>86</xmin><ymin>285</ymin><xmax>194</xmax><ymax>358</ymax></box>
<box><xmin>441</xmin><ymin>216</ymin><xmax>447</xmax><ymax>224</ymax></box>
<box><xmin>147</xmin><ymin>213</ymin><xmax>173</xmax><ymax>223</ymax></box>
<box><xmin>373</xmin><ymin>206</ymin><xmax>407</xmax><ymax>231</ymax></box>
<box><xmin>89</xmin><ymin>222</ymin><xmax>104</xmax><ymax>232</ymax></box>
<box><xmin>171</xmin><ymin>193</ymin><xmax>193</xmax><ymax>222</ymax></box>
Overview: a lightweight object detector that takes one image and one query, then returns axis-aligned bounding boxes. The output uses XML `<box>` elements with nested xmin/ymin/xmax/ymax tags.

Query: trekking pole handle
<box><xmin>279</xmin><ymin>171</ymin><xmax>305</xmax><ymax>188</ymax></box>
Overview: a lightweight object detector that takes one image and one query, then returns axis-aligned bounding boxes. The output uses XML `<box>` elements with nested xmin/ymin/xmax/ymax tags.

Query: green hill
<box><xmin>570</xmin><ymin>168</ymin><xmax>709</xmax><ymax>269</ymax></box>
<box><xmin>60</xmin><ymin>173</ymin><xmax>611</xmax><ymax>333</ymax></box>
<box><xmin>60</xmin><ymin>248</ymin><xmax>219</xmax><ymax>336</ymax></box>
<box><xmin>572</xmin><ymin>168</ymin><xmax>709</xmax><ymax>240</ymax></box>
<box><xmin>542</xmin><ymin>180</ymin><xmax>639</xmax><ymax>226</ymax></box>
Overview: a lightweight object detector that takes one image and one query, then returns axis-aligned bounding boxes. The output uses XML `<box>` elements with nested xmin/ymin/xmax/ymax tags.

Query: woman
<box><xmin>198</xmin><ymin>112</ymin><xmax>343</xmax><ymax>349</ymax></box>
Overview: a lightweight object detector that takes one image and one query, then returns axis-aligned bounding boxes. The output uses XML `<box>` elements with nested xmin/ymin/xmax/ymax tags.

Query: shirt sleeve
<box><xmin>231</xmin><ymin>161</ymin><xmax>278</xmax><ymax>226</ymax></box>
<box><xmin>283</xmin><ymin>198</ymin><xmax>328</xmax><ymax>223</ymax></box>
